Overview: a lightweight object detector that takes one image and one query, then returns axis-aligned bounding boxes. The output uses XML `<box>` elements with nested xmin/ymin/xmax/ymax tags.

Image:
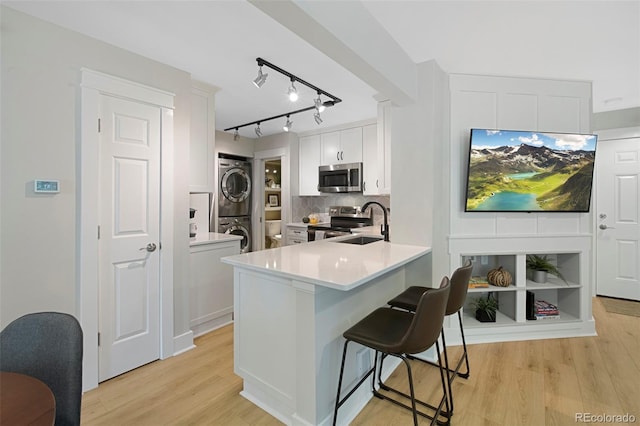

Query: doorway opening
<box><xmin>264</xmin><ymin>159</ymin><xmax>282</xmax><ymax>249</ymax></box>
<box><xmin>253</xmin><ymin>147</ymin><xmax>289</xmax><ymax>251</ymax></box>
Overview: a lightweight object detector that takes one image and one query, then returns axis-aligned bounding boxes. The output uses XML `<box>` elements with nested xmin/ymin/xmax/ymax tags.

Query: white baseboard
<box><xmin>173</xmin><ymin>330</ymin><xmax>195</xmax><ymax>356</ymax></box>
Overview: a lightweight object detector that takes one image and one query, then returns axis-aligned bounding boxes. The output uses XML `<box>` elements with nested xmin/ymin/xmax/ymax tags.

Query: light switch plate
<box><xmin>34</xmin><ymin>179</ymin><xmax>60</xmax><ymax>193</ymax></box>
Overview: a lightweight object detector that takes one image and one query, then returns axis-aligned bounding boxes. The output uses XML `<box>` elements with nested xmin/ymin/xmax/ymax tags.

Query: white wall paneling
<box><xmin>445</xmin><ymin>74</ymin><xmax>595</xmax><ymax>343</ymax></box>
<box><xmin>449</xmin><ymin>74</ymin><xmax>593</xmax><ymax>238</ymax></box>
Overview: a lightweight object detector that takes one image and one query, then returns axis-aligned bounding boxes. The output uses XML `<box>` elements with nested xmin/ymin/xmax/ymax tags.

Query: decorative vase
<box><xmin>475</xmin><ymin>309</ymin><xmax>496</xmax><ymax>323</ymax></box>
<box><xmin>532</xmin><ymin>270</ymin><xmax>548</xmax><ymax>283</ymax></box>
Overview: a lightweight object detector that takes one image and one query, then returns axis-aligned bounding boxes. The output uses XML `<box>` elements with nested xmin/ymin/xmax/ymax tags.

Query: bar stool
<box><xmin>386</xmin><ymin>259</ymin><xmax>474</xmax><ymax>415</ymax></box>
<box><xmin>333</xmin><ymin>277</ymin><xmax>451</xmax><ymax>426</ymax></box>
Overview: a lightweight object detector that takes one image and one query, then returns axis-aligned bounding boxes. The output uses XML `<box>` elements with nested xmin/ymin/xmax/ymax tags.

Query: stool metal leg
<box><xmin>457</xmin><ymin>311</ymin><xmax>471</xmax><ymax>379</ymax></box>
<box><xmin>373</xmin><ymin>349</ymin><xmax>451</xmax><ymax>425</ymax></box>
<box><xmin>333</xmin><ymin>340</ymin><xmax>350</xmax><ymax>426</ymax></box>
<box><xmin>333</xmin><ymin>341</ymin><xmax>379</xmax><ymax>426</ymax></box>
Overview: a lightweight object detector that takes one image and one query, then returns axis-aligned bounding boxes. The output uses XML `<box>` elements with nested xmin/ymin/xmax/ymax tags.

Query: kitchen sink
<box><xmin>334</xmin><ymin>235</ymin><xmax>383</xmax><ymax>245</ymax></box>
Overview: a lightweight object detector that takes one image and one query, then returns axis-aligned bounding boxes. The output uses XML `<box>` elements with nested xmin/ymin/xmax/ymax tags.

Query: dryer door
<box><xmin>221</xmin><ymin>167</ymin><xmax>251</xmax><ymax>203</ymax></box>
<box><xmin>219</xmin><ymin>167</ymin><xmax>251</xmax><ymax>217</ymax></box>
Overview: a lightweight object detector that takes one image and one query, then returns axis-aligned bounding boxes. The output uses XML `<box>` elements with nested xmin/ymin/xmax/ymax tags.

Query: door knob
<box><xmin>140</xmin><ymin>243</ymin><xmax>157</xmax><ymax>252</ymax></box>
<box><xmin>599</xmin><ymin>224</ymin><xmax>616</xmax><ymax>230</ymax></box>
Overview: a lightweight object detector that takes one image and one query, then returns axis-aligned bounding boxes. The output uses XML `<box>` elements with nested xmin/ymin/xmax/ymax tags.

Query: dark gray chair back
<box><xmin>0</xmin><ymin>312</ymin><xmax>83</xmax><ymax>426</ymax></box>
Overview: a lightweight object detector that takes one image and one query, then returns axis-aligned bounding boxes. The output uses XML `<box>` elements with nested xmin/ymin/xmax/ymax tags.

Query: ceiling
<box><xmin>4</xmin><ymin>1</ymin><xmax>639</xmax><ymax>139</ymax></box>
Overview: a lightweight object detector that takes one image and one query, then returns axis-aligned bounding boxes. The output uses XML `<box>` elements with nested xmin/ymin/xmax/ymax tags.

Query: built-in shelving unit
<box><xmin>447</xmin><ymin>236</ymin><xmax>596</xmax><ymax>344</ymax></box>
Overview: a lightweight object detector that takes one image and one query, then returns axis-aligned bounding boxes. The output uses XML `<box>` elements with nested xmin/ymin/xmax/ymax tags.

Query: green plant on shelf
<box><xmin>470</xmin><ymin>293</ymin><xmax>499</xmax><ymax>322</ymax></box>
<box><xmin>526</xmin><ymin>254</ymin><xmax>568</xmax><ymax>283</ymax></box>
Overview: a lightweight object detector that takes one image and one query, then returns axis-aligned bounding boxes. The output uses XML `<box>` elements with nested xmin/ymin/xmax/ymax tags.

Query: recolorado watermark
<box><xmin>576</xmin><ymin>413</ymin><xmax>636</xmax><ymax>423</ymax></box>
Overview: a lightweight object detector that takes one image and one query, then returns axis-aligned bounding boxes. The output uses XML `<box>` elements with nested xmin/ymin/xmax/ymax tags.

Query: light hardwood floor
<box><xmin>81</xmin><ymin>297</ymin><xmax>639</xmax><ymax>425</ymax></box>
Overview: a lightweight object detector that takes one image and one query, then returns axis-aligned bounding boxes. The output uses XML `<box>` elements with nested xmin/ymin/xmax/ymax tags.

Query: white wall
<box><xmin>0</xmin><ymin>7</ymin><xmax>192</xmax><ymax>341</ymax></box>
<box><xmin>390</xmin><ymin>60</ymin><xmax>447</xmax><ymax>250</ymax></box>
<box><xmin>215</xmin><ymin>130</ymin><xmax>256</xmax><ymax>159</ymax></box>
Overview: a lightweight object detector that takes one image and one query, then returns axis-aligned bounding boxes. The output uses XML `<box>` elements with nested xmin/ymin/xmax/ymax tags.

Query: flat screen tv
<box><xmin>464</xmin><ymin>129</ymin><xmax>598</xmax><ymax>212</ymax></box>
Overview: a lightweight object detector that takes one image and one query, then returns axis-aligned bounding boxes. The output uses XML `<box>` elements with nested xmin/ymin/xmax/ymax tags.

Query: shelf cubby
<box><xmin>449</xmin><ymin>236</ymin><xmax>595</xmax><ymax>343</ymax></box>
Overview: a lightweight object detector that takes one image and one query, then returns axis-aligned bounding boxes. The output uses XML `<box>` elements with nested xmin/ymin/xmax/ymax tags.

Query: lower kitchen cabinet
<box><xmin>189</xmin><ymin>239</ymin><xmax>240</xmax><ymax>337</ymax></box>
<box><xmin>285</xmin><ymin>224</ymin><xmax>308</xmax><ymax>245</ymax></box>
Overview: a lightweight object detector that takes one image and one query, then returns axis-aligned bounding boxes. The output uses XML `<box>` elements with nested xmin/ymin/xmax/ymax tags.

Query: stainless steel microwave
<box><xmin>318</xmin><ymin>162</ymin><xmax>363</xmax><ymax>193</ymax></box>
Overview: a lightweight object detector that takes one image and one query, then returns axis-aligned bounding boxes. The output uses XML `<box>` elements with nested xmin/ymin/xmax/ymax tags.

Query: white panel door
<box><xmin>99</xmin><ymin>95</ymin><xmax>161</xmax><ymax>380</ymax></box>
<box><xmin>596</xmin><ymin>137</ymin><xmax>640</xmax><ymax>301</ymax></box>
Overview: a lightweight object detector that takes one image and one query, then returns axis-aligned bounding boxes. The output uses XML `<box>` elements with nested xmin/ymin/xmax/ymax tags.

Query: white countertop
<box><xmin>189</xmin><ymin>232</ymin><xmax>243</xmax><ymax>247</ymax></box>
<box><xmin>350</xmin><ymin>225</ymin><xmax>382</xmax><ymax>235</ymax></box>
<box><xmin>221</xmin><ymin>236</ymin><xmax>431</xmax><ymax>291</ymax></box>
<box><xmin>287</xmin><ymin>222</ymin><xmax>309</xmax><ymax>228</ymax></box>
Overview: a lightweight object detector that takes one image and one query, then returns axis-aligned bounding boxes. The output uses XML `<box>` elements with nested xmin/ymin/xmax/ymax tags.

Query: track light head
<box><xmin>253</xmin><ymin>66</ymin><xmax>268</xmax><ymax>88</ymax></box>
<box><xmin>233</xmin><ymin>128</ymin><xmax>240</xmax><ymax>141</ymax></box>
<box><xmin>283</xmin><ymin>116</ymin><xmax>293</xmax><ymax>132</ymax></box>
<box><xmin>314</xmin><ymin>95</ymin><xmax>326</xmax><ymax>113</ymax></box>
<box><xmin>287</xmin><ymin>79</ymin><xmax>298</xmax><ymax>102</ymax></box>
<box><xmin>255</xmin><ymin>123</ymin><xmax>262</xmax><ymax>138</ymax></box>
<box><xmin>322</xmin><ymin>100</ymin><xmax>335</xmax><ymax>108</ymax></box>
<box><xmin>314</xmin><ymin>112</ymin><xmax>323</xmax><ymax>125</ymax></box>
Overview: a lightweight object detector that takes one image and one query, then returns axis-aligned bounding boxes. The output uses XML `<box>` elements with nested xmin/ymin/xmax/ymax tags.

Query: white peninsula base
<box><xmin>223</xmin><ymin>238</ymin><xmax>432</xmax><ymax>425</ymax></box>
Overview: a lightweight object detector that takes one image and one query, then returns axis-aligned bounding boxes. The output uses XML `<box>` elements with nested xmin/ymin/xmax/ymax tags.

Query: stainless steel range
<box><xmin>307</xmin><ymin>206</ymin><xmax>373</xmax><ymax>242</ymax></box>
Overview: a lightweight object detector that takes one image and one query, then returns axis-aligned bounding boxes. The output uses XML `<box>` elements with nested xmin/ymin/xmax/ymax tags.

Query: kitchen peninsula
<box><xmin>222</xmin><ymin>236</ymin><xmax>432</xmax><ymax>425</ymax></box>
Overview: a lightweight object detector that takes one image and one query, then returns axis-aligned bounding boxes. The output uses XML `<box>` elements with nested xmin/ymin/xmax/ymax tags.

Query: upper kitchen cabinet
<box><xmin>189</xmin><ymin>82</ymin><xmax>217</xmax><ymax>193</ymax></box>
<box><xmin>299</xmin><ymin>134</ymin><xmax>321</xmax><ymax>196</ymax></box>
<box><xmin>362</xmin><ymin>124</ymin><xmax>380</xmax><ymax>195</ymax></box>
<box><xmin>376</xmin><ymin>101</ymin><xmax>392</xmax><ymax>194</ymax></box>
<box><xmin>320</xmin><ymin>127</ymin><xmax>363</xmax><ymax>165</ymax></box>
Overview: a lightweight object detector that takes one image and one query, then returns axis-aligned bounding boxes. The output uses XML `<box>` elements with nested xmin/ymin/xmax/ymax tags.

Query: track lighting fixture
<box><xmin>226</xmin><ymin>57</ymin><xmax>342</xmax><ymax>137</ymax></box>
<box><xmin>314</xmin><ymin>95</ymin><xmax>326</xmax><ymax>113</ymax></box>
<box><xmin>253</xmin><ymin>65</ymin><xmax>268</xmax><ymax>88</ymax></box>
<box><xmin>283</xmin><ymin>116</ymin><xmax>293</xmax><ymax>132</ymax></box>
<box><xmin>287</xmin><ymin>79</ymin><xmax>298</xmax><ymax>102</ymax></box>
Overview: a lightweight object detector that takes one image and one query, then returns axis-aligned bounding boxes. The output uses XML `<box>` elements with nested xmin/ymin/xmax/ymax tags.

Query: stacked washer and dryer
<box><xmin>217</xmin><ymin>154</ymin><xmax>252</xmax><ymax>253</ymax></box>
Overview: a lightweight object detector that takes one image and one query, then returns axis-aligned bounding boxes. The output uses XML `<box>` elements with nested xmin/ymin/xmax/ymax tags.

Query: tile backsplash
<box><xmin>292</xmin><ymin>195</ymin><xmax>391</xmax><ymax>226</ymax></box>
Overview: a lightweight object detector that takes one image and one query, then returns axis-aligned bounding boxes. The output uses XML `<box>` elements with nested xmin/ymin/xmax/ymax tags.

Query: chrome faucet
<box><xmin>362</xmin><ymin>201</ymin><xmax>390</xmax><ymax>242</ymax></box>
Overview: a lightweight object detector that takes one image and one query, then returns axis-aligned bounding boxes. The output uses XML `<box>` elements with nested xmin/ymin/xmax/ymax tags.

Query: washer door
<box><xmin>225</xmin><ymin>224</ymin><xmax>251</xmax><ymax>253</ymax></box>
<box><xmin>221</xmin><ymin>167</ymin><xmax>251</xmax><ymax>203</ymax></box>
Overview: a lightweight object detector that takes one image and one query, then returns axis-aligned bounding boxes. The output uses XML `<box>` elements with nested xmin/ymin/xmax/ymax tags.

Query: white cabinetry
<box><xmin>298</xmin><ymin>134</ymin><xmax>321</xmax><ymax>196</ymax></box>
<box><xmin>449</xmin><ymin>236</ymin><xmax>595</xmax><ymax>344</ymax></box>
<box><xmin>189</xmin><ymin>239</ymin><xmax>240</xmax><ymax>337</ymax></box>
<box><xmin>376</xmin><ymin>101</ymin><xmax>392</xmax><ymax>194</ymax></box>
<box><xmin>321</xmin><ymin>127</ymin><xmax>362</xmax><ymax>165</ymax></box>
<box><xmin>285</xmin><ymin>224</ymin><xmax>308</xmax><ymax>245</ymax></box>
<box><xmin>189</xmin><ymin>83</ymin><xmax>216</xmax><ymax>192</ymax></box>
<box><xmin>363</xmin><ymin>124</ymin><xmax>380</xmax><ymax>195</ymax></box>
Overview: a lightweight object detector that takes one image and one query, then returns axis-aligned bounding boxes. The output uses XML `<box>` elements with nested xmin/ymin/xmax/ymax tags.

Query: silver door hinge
<box><xmin>98</xmin><ymin>118</ymin><xmax>101</xmax><ymax>133</ymax></box>
<box><xmin>98</xmin><ymin>332</ymin><xmax>101</xmax><ymax>346</ymax></box>
<box><xmin>97</xmin><ymin>225</ymin><xmax>101</xmax><ymax>239</ymax></box>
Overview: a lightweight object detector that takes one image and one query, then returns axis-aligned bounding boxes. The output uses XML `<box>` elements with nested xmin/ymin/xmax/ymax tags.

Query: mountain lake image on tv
<box><xmin>465</xmin><ymin>129</ymin><xmax>598</xmax><ymax>212</ymax></box>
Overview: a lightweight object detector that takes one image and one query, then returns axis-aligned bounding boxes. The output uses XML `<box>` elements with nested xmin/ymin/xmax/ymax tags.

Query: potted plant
<box><xmin>526</xmin><ymin>255</ymin><xmax>567</xmax><ymax>284</ymax></box>
<box><xmin>471</xmin><ymin>294</ymin><xmax>499</xmax><ymax>323</ymax></box>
